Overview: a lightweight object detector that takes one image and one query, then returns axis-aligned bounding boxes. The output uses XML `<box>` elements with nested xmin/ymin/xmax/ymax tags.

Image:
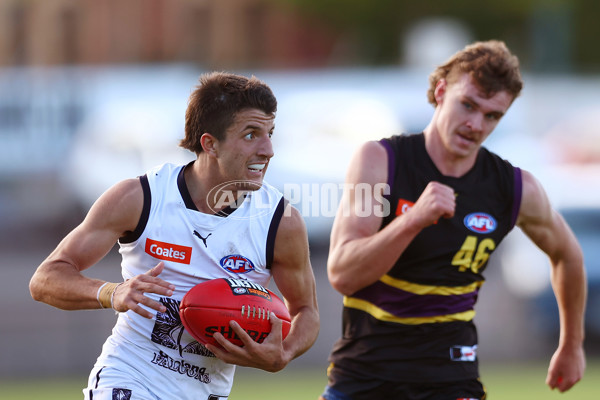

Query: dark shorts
<box><xmin>321</xmin><ymin>365</ymin><xmax>486</xmax><ymax>400</ymax></box>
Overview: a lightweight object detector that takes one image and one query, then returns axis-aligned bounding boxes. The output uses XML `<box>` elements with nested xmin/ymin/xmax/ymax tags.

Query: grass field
<box><xmin>2</xmin><ymin>361</ymin><xmax>598</xmax><ymax>399</ymax></box>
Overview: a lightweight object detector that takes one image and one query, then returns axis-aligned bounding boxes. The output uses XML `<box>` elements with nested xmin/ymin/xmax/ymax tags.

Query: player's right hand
<box><xmin>111</xmin><ymin>261</ymin><xmax>176</xmax><ymax>318</ymax></box>
<box><xmin>409</xmin><ymin>181</ymin><xmax>456</xmax><ymax>228</ymax></box>
<box><xmin>207</xmin><ymin>312</ymin><xmax>289</xmax><ymax>372</ymax></box>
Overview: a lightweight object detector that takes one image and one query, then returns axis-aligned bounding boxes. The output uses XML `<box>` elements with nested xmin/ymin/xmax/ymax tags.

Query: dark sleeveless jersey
<box><xmin>328</xmin><ymin>133</ymin><xmax>522</xmax><ymax>383</ymax></box>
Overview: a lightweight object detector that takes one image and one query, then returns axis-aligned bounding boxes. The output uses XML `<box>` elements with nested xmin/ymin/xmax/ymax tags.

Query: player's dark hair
<box><xmin>427</xmin><ymin>40</ymin><xmax>523</xmax><ymax>106</ymax></box>
<box><xmin>180</xmin><ymin>71</ymin><xmax>277</xmax><ymax>154</ymax></box>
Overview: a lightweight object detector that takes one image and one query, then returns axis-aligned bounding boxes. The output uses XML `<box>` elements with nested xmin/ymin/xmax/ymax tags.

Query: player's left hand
<box><xmin>546</xmin><ymin>343</ymin><xmax>585</xmax><ymax>392</ymax></box>
<box><xmin>205</xmin><ymin>312</ymin><xmax>290</xmax><ymax>372</ymax></box>
<box><xmin>112</xmin><ymin>262</ymin><xmax>175</xmax><ymax>318</ymax></box>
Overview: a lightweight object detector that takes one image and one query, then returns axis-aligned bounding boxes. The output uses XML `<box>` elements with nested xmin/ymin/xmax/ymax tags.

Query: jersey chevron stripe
<box><xmin>351</xmin><ymin>280</ymin><xmax>479</xmax><ymax>317</ymax></box>
<box><xmin>380</xmin><ymin>274</ymin><xmax>484</xmax><ymax>296</ymax></box>
<box><xmin>343</xmin><ymin>296</ymin><xmax>476</xmax><ymax>324</ymax></box>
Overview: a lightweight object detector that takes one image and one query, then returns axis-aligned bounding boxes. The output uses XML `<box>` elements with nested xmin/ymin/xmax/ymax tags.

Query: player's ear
<box><xmin>434</xmin><ymin>78</ymin><xmax>447</xmax><ymax>105</ymax></box>
<box><xmin>200</xmin><ymin>133</ymin><xmax>218</xmax><ymax>157</ymax></box>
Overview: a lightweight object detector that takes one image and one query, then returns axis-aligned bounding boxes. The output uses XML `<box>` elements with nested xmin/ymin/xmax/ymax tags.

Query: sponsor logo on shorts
<box><xmin>145</xmin><ymin>238</ymin><xmax>192</xmax><ymax>264</ymax></box>
<box><xmin>112</xmin><ymin>388</ymin><xmax>132</xmax><ymax>400</ymax></box>
<box><xmin>220</xmin><ymin>254</ymin><xmax>256</xmax><ymax>274</ymax></box>
<box><xmin>463</xmin><ymin>212</ymin><xmax>497</xmax><ymax>234</ymax></box>
<box><xmin>450</xmin><ymin>345</ymin><xmax>478</xmax><ymax>362</ymax></box>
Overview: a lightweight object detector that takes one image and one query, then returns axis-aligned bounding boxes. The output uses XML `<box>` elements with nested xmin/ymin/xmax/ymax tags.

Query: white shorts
<box><xmin>84</xmin><ymin>365</ymin><xmax>155</xmax><ymax>400</ymax></box>
<box><xmin>84</xmin><ymin>335</ymin><xmax>234</xmax><ymax>400</ymax></box>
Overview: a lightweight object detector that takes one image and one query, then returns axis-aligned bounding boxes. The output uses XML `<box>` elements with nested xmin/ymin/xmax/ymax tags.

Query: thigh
<box><xmin>399</xmin><ymin>379</ymin><xmax>486</xmax><ymax>400</ymax></box>
<box><xmin>322</xmin><ymin>365</ymin><xmax>486</xmax><ymax>400</ymax></box>
<box><xmin>84</xmin><ymin>365</ymin><xmax>156</xmax><ymax>400</ymax></box>
<box><xmin>321</xmin><ymin>364</ymin><xmax>377</xmax><ymax>400</ymax></box>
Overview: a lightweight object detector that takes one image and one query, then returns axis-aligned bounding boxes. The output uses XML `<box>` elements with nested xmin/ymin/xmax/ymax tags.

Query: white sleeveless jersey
<box><xmin>87</xmin><ymin>162</ymin><xmax>285</xmax><ymax>400</ymax></box>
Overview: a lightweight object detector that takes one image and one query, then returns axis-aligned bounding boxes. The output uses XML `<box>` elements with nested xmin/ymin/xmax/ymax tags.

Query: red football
<box><xmin>179</xmin><ymin>278</ymin><xmax>291</xmax><ymax>347</ymax></box>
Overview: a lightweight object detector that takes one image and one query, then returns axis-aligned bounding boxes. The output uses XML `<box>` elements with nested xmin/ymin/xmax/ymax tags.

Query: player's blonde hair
<box><xmin>427</xmin><ymin>40</ymin><xmax>523</xmax><ymax>106</ymax></box>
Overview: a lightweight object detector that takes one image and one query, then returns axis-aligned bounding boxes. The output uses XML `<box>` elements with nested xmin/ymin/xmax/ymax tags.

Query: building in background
<box><xmin>0</xmin><ymin>0</ymin><xmax>338</xmax><ymax>69</ymax></box>
<box><xmin>1</xmin><ymin>0</ymin><xmax>598</xmax><ymax>72</ymax></box>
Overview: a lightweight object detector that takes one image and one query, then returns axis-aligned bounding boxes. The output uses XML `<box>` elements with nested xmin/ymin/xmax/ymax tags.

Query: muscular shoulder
<box><xmin>272</xmin><ymin>204</ymin><xmax>309</xmax><ymax>267</ymax></box>
<box><xmin>356</xmin><ymin>140</ymin><xmax>387</xmax><ymax>164</ymax></box>
<box><xmin>346</xmin><ymin>140</ymin><xmax>388</xmax><ymax>185</ymax></box>
<box><xmin>516</xmin><ymin>169</ymin><xmax>584</xmax><ymax>263</ymax></box>
<box><xmin>276</xmin><ymin>204</ymin><xmax>308</xmax><ymax>245</ymax></box>
<box><xmin>84</xmin><ymin>178</ymin><xmax>145</xmax><ymax>236</ymax></box>
<box><xmin>516</xmin><ymin>169</ymin><xmax>550</xmax><ymax>227</ymax></box>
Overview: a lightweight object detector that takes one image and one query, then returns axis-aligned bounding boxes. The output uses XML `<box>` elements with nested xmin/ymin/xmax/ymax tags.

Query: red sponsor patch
<box><xmin>145</xmin><ymin>238</ymin><xmax>192</xmax><ymax>264</ymax></box>
<box><xmin>395</xmin><ymin>199</ymin><xmax>414</xmax><ymax>216</ymax></box>
<box><xmin>396</xmin><ymin>198</ymin><xmax>439</xmax><ymax>224</ymax></box>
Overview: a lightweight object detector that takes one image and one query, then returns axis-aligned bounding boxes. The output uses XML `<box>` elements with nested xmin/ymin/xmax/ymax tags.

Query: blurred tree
<box><xmin>573</xmin><ymin>0</ymin><xmax>600</xmax><ymax>72</ymax></box>
<box><xmin>275</xmin><ymin>0</ymin><xmax>600</xmax><ymax>72</ymax></box>
<box><xmin>1</xmin><ymin>0</ymin><xmax>597</xmax><ymax>71</ymax></box>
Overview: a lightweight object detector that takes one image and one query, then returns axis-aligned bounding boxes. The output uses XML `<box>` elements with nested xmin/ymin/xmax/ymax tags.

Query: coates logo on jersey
<box><xmin>220</xmin><ymin>254</ymin><xmax>256</xmax><ymax>274</ymax></box>
<box><xmin>145</xmin><ymin>238</ymin><xmax>192</xmax><ymax>264</ymax></box>
<box><xmin>464</xmin><ymin>212</ymin><xmax>497</xmax><ymax>234</ymax></box>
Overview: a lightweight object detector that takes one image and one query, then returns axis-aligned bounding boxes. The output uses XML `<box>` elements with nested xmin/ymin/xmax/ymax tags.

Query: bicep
<box><xmin>330</xmin><ymin>140</ymin><xmax>389</xmax><ymax>247</ymax></box>
<box><xmin>517</xmin><ymin>170</ymin><xmax>575</xmax><ymax>261</ymax></box>
<box><xmin>49</xmin><ymin>178</ymin><xmax>144</xmax><ymax>271</ymax></box>
<box><xmin>271</xmin><ymin>205</ymin><xmax>317</xmax><ymax>316</ymax></box>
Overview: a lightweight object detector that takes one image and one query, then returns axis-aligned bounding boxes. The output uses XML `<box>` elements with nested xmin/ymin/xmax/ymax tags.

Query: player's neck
<box><xmin>184</xmin><ymin>159</ymin><xmax>220</xmax><ymax>213</ymax></box>
<box><xmin>423</xmin><ymin>126</ymin><xmax>478</xmax><ymax>178</ymax></box>
<box><xmin>185</xmin><ymin>159</ymin><xmax>249</xmax><ymax>214</ymax></box>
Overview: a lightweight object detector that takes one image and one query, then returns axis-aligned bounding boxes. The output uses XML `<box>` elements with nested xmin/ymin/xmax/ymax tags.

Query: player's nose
<box><xmin>257</xmin><ymin>135</ymin><xmax>274</xmax><ymax>159</ymax></box>
<box><xmin>466</xmin><ymin>112</ymin><xmax>484</xmax><ymax>133</ymax></box>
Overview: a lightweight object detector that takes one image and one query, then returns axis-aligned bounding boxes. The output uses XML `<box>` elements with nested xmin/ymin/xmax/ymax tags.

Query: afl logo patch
<box><xmin>220</xmin><ymin>254</ymin><xmax>256</xmax><ymax>274</ymax></box>
<box><xmin>464</xmin><ymin>212</ymin><xmax>497</xmax><ymax>234</ymax></box>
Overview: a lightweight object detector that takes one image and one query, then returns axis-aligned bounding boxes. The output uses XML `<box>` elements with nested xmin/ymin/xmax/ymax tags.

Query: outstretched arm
<box><xmin>29</xmin><ymin>178</ymin><xmax>175</xmax><ymax>318</ymax></box>
<box><xmin>516</xmin><ymin>169</ymin><xmax>586</xmax><ymax>392</ymax></box>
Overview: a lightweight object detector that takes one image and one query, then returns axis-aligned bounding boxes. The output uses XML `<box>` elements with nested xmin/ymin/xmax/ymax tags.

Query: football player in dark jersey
<box><xmin>320</xmin><ymin>40</ymin><xmax>586</xmax><ymax>400</ymax></box>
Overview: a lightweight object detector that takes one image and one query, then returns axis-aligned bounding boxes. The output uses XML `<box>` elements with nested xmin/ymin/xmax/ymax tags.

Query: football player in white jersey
<box><xmin>30</xmin><ymin>72</ymin><xmax>320</xmax><ymax>400</ymax></box>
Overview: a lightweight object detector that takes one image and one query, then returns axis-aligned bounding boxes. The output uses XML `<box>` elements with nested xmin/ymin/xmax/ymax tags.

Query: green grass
<box><xmin>480</xmin><ymin>362</ymin><xmax>600</xmax><ymax>399</ymax></box>
<box><xmin>2</xmin><ymin>361</ymin><xmax>598</xmax><ymax>399</ymax></box>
